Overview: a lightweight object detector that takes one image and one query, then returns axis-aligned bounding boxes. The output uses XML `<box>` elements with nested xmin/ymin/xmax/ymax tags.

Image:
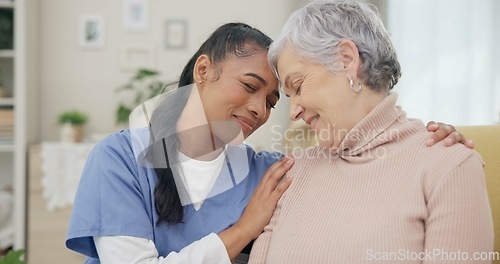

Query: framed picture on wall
<box><xmin>165</xmin><ymin>20</ymin><xmax>187</xmax><ymax>49</ymax></box>
<box><xmin>123</xmin><ymin>0</ymin><xmax>149</xmax><ymax>32</ymax></box>
<box><xmin>120</xmin><ymin>45</ymin><xmax>156</xmax><ymax>70</ymax></box>
<box><xmin>79</xmin><ymin>15</ymin><xmax>105</xmax><ymax>49</ymax></box>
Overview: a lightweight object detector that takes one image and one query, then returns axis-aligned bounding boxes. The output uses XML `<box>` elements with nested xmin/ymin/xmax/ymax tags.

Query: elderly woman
<box><xmin>249</xmin><ymin>1</ymin><xmax>493</xmax><ymax>263</ymax></box>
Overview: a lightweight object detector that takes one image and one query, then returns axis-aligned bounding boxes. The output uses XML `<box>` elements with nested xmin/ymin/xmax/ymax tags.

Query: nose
<box><xmin>289</xmin><ymin>96</ymin><xmax>304</xmax><ymax>121</ymax></box>
<box><xmin>247</xmin><ymin>95</ymin><xmax>266</xmax><ymax>119</ymax></box>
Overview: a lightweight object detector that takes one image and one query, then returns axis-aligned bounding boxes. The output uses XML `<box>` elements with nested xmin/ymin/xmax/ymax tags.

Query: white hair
<box><xmin>269</xmin><ymin>0</ymin><xmax>401</xmax><ymax>92</ymax></box>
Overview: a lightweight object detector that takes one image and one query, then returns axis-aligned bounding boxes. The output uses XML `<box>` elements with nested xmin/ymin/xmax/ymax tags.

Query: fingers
<box><xmin>259</xmin><ymin>156</ymin><xmax>292</xmax><ymax>183</ymax></box>
<box><xmin>426</xmin><ymin>121</ymin><xmax>439</xmax><ymax>132</ymax></box>
<box><xmin>262</xmin><ymin>156</ymin><xmax>294</xmax><ymax>194</ymax></box>
<box><xmin>270</xmin><ymin>176</ymin><xmax>292</xmax><ymax>201</ymax></box>
<box><xmin>425</xmin><ymin>122</ymin><xmax>475</xmax><ymax>149</ymax></box>
<box><xmin>443</xmin><ymin>132</ymin><xmax>475</xmax><ymax>149</ymax></box>
<box><xmin>464</xmin><ymin>139</ymin><xmax>475</xmax><ymax>149</ymax></box>
<box><xmin>426</xmin><ymin>122</ymin><xmax>454</xmax><ymax>146</ymax></box>
<box><xmin>443</xmin><ymin>131</ymin><xmax>464</xmax><ymax>146</ymax></box>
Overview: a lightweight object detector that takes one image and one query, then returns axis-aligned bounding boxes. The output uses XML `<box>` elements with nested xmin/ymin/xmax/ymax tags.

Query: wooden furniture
<box><xmin>27</xmin><ymin>144</ymin><xmax>85</xmax><ymax>264</ymax></box>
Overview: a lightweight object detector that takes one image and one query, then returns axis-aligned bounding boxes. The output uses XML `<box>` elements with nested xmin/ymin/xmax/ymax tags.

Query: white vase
<box><xmin>60</xmin><ymin>123</ymin><xmax>75</xmax><ymax>143</ymax></box>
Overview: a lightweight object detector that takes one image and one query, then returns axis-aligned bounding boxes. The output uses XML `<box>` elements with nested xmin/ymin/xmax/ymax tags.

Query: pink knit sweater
<box><xmin>249</xmin><ymin>94</ymin><xmax>494</xmax><ymax>263</ymax></box>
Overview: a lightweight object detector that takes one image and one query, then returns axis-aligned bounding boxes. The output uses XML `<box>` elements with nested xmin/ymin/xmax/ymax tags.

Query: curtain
<box><xmin>387</xmin><ymin>0</ymin><xmax>500</xmax><ymax>125</ymax></box>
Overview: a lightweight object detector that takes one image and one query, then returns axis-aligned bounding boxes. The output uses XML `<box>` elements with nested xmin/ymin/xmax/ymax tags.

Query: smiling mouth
<box><xmin>306</xmin><ymin>115</ymin><xmax>320</xmax><ymax>130</ymax></box>
<box><xmin>233</xmin><ymin>116</ymin><xmax>255</xmax><ymax>135</ymax></box>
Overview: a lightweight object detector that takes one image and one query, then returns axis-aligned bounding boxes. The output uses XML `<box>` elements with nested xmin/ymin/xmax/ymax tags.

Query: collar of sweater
<box><xmin>328</xmin><ymin>93</ymin><xmax>405</xmax><ymax>162</ymax></box>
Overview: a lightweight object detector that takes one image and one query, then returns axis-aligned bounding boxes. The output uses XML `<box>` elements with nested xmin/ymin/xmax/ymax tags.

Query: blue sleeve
<box><xmin>66</xmin><ymin>132</ymin><xmax>154</xmax><ymax>258</ymax></box>
<box><xmin>247</xmin><ymin>145</ymin><xmax>284</xmax><ymax>181</ymax></box>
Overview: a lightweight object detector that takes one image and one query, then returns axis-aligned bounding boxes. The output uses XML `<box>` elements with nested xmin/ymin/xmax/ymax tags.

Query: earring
<box><xmin>349</xmin><ymin>79</ymin><xmax>362</xmax><ymax>93</ymax></box>
<box><xmin>198</xmin><ymin>80</ymin><xmax>202</xmax><ymax>84</ymax></box>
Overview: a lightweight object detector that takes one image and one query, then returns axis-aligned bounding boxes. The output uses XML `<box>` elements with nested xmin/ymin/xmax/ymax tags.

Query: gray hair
<box><xmin>269</xmin><ymin>0</ymin><xmax>401</xmax><ymax>92</ymax></box>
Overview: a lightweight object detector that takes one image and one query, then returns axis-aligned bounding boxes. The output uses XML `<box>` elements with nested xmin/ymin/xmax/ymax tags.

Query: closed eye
<box><xmin>295</xmin><ymin>84</ymin><xmax>302</xmax><ymax>95</ymax></box>
<box><xmin>266</xmin><ymin>99</ymin><xmax>276</xmax><ymax>109</ymax></box>
<box><xmin>293</xmin><ymin>80</ymin><xmax>303</xmax><ymax>95</ymax></box>
<box><xmin>285</xmin><ymin>78</ymin><xmax>303</xmax><ymax>97</ymax></box>
<box><xmin>243</xmin><ymin>83</ymin><xmax>256</xmax><ymax>93</ymax></box>
<box><xmin>244</xmin><ymin>82</ymin><xmax>277</xmax><ymax>109</ymax></box>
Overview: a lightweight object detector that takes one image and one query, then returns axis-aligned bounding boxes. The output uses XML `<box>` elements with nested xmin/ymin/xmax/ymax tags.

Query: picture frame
<box><xmin>79</xmin><ymin>15</ymin><xmax>105</xmax><ymax>49</ymax></box>
<box><xmin>123</xmin><ymin>0</ymin><xmax>149</xmax><ymax>32</ymax></box>
<box><xmin>165</xmin><ymin>20</ymin><xmax>187</xmax><ymax>49</ymax></box>
<box><xmin>120</xmin><ymin>45</ymin><xmax>156</xmax><ymax>70</ymax></box>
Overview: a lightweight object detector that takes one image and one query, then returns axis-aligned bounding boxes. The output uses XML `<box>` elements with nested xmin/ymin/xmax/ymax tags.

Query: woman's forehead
<box><xmin>221</xmin><ymin>51</ymin><xmax>272</xmax><ymax>74</ymax></box>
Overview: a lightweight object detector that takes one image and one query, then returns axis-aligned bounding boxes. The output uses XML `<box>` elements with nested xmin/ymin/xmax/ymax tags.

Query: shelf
<box><xmin>0</xmin><ymin>1</ymin><xmax>14</xmax><ymax>8</ymax></box>
<box><xmin>0</xmin><ymin>50</ymin><xmax>14</xmax><ymax>58</ymax></box>
<box><xmin>0</xmin><ymin>143</ymin><xmax>14</xmax><ymax>152</ymax></box>
<box><xmin>0</xmin><ymin>98</ymin><xmax>14</xmax><ymax>106</ymax></box>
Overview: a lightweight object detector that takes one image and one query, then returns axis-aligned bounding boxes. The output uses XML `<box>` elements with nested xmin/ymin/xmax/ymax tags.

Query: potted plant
<box><xmin>115</xmin><ymin>68</ymin><xmax>166</xmax><ymax>125</ymax></box>
<box><xmin>58</xmin><ymin>109</ymin><xmax>89</xmax><ymax>142</ymax></box>
<box><xmin>0</xmin><ymin>249</ymin><xmax>26</xmax><ymax>264</ymax></box>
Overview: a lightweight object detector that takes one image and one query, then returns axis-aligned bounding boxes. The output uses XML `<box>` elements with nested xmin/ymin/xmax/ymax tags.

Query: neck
<box><xmin>330</xmin><ymin>87</ymin><xmax>388</xmax><ymax>150</ymax></box>
<box><xmin>175</xmin><ymin>85</ymin><xmax>226</xmax><ymax>161</ymax></box>
<box><xmin>357</xmin><ymin>88</ymin><xmax>387</xmax><ymax>117</ymax></box>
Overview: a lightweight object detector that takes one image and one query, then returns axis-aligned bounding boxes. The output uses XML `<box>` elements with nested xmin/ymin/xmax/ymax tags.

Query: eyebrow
<box><xmin>244</xmin><ymin>73</ymin><xmax>268</xmax><ymax>86</ymax></box>
<box><xmin>244</xmin><ymin>72</ymin><xmax>280</xmax><ymax>99</ymax></box>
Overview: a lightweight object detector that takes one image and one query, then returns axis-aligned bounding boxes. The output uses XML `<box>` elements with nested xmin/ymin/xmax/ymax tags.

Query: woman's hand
<box><xmin>236</xmin><ymin>155</ymin><xmax>294</xmax><ymax>239</ymax></box>
<box><xmin>426</xmin><ymin>121</ymin><xmax>475</xmax><ymax>149</ymax></box>
<box><xmin>218</xmin><ymin>155</ymin><xmax>294</xmax><ymax>260</ymax></box>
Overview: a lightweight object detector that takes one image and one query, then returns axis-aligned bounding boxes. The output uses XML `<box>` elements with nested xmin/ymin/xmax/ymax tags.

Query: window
<box><xmin>388</xmin><ymin>0</ymin><xmax>500</xmax><ymax>125</ymax></box>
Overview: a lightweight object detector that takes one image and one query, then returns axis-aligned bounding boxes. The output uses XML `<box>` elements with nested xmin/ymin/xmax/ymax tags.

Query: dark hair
<box><xmin>153</xmin><ymin>22</ymin><xmax>273</xmax><ymax>225</ymax></box>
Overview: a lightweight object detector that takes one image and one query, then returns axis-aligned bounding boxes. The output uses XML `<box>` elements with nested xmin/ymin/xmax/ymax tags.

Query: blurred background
<box><xmin>0</xmin><ymin>0</ymin><xmax>498</xmax><ymax>263</ymax></box>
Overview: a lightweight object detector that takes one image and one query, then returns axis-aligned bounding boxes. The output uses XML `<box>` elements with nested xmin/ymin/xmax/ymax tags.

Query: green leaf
<box><xmin>134</xmin><ymin>69</ymin><xmax>158</xmax><ymax>81</ymax></box>
<box><xmin>147</xmin><ymin>82</ymin><xmax>164</xmax><ymax>98</ymax></box>
<box><xmin>58</xmin><ymin>110</ymin><xmax>89</xmax><ymax>125</ymax></box>
<box><xmin>115</xmin><ymin>68</ymin><xmax>168</xmax><ymax>124</ymax></box>
<box><xmin>0</xmin><ymin>249</ymin><xmax>26</xmax><ymax>264</ymax></box>
<box><xmin>116</xmin><ymin>104</ymin><xmax>132</xmax><ymax>124</ymax></box>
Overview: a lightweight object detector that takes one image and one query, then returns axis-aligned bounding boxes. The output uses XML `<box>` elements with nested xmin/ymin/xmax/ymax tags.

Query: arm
<box><xmin>424</xmin><ymin>153</ymin><xmax>493</xmax><ymax>263</ymax></box>
<box><xmin>219</xmin><ymin>156</ymin><xmax>293</xmax><ymax>260</ymax></box>
<box><xmin>94</xmin><ymin>156</ymin><xmax>294</xmax><ymax>263</ymax></box>
<box><xmin>95</xmin><ymin>234</ymin><xmax>229</xmax><ymax>264</ymax></box>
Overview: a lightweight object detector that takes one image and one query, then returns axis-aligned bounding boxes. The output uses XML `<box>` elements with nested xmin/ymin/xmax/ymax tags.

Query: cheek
<box><xmin>263</xmin><ymin>112</ymin><xmax>271</xmax><ymax>123</ymax></box>
<box><xmin>224</xmin><ymin>87</ymin><xmax>248</xmax><ymax>105</ymax></box>
<box><xmin>254</xmin><ymin>113</ymin><xmax>270</xmax><ymax>131</ymax></box>
<box><xmin>302</xmin><ymin>85</ymin><xmax>326</xmax><ymax>104</ymax></box>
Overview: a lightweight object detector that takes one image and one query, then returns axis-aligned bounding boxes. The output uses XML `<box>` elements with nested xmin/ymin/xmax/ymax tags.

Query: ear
<box><xmin>193</xmin><ymin>54</ymin><xmax>212</xmax><ymax>84</ymax></box>
<box><xmin>337</xmin><ymin>40</ymin><xmax>360</xmax><ymax>80</ymax></box>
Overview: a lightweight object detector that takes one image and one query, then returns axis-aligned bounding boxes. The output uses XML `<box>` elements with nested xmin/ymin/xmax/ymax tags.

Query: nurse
<box><xmin>66</xmin><ymin>22</ymin><xmax>470</xmax><ymax>263</ymax></box>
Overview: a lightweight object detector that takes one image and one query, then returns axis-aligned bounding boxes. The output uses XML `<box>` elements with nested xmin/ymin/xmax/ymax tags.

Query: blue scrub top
<box><xmin>66</xmin><ymin>129</ymin><xmax>282</xmax><ymax>263</ymax></box>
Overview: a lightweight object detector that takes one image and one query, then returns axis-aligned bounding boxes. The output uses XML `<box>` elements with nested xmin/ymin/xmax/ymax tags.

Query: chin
<box><xmin>318</xmin><ymin>140</ymin><xmax>332</xmax><ymax>148</ymax></box>
<box><xmin>317</xmin><ymin>139</ymin><xmax>338</xmax><ymax>150</ymax></box>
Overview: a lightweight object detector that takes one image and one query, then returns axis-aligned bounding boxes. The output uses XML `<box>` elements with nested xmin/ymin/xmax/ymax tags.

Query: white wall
<box><xmin>38</xmin><ymin>0</ymin><xmax>292</xmax><ymax>151</ymax></box>
<box><xmin>252</xmin><ymin>0</ymin><xmax>387</xmax><ymax>153</ymax></box>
